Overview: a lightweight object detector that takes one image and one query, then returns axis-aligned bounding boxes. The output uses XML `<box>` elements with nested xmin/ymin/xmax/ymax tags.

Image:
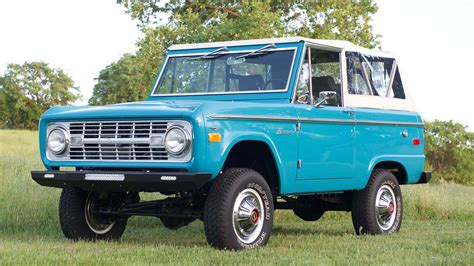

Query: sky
<box><xmin>0</xmin><ymin>0</ymin><xmax>473</xmax><ymax>129</ymax></box>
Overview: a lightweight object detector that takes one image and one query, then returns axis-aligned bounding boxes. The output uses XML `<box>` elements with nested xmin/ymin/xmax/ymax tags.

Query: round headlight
<box><xmin>47</xmin><ymin>128</ymin><xmax>69</xmax><ymax>155</ymax></box>
<box><xmin>164</xmin><ymin>126</ymin><xmax>190</xmax><ymax>156</ymax></box>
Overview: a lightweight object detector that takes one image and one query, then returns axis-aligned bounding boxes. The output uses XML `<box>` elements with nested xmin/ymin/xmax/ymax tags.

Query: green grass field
<box><xmin>0</xmin><ymin>130</ymin><xmax>473</xmax><ymax>265</ymax></box>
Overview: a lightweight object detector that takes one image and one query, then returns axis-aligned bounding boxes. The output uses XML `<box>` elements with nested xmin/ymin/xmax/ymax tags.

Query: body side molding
<box><xmin>207</xmin><ymin>114</ymin><xmax>424</xmax><ymax>127</ymax></box>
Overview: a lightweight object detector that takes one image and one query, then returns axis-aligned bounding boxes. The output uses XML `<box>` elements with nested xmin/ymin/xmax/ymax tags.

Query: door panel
<box><xmin>296</xmin><ymin>106</ymin><xmax>355</xmax><ymax>180</ymax></box>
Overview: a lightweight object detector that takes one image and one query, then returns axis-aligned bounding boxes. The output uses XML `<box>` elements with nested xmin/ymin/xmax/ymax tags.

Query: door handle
<box><xmin>342</xmin><ymin>108</ymin><xmax>355</xmax><ymax>116</ymax></box>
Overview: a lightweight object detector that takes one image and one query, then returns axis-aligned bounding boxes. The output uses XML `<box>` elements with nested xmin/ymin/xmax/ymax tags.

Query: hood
<box><xmin>41</xmin><ymin>101</ymin><xmax>203</xmax><ymax>121</ymax></box>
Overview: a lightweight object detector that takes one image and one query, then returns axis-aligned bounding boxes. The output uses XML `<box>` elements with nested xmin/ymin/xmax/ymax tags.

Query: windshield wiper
<box><xmin>234</xmin><ymin>44</ymin><xmax>277</xmax><ymax>59</ymax></box>
<box><xmin>188</xmin><ymin>46</ymin><xmax>228</xmax><ymax>60</ymax></box>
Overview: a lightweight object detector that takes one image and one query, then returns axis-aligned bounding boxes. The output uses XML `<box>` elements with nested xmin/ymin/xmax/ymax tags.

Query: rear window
<box><xmin>346</xmin><ymin>52</ymin><xmax>405</xmax><ymax>99</ymax></box>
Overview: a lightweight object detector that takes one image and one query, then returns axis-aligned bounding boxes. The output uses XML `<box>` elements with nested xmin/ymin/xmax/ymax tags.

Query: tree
<box><xmin>121</xmin><ymin>0</ymin><xmax>379</xmax><ymax>49</ymax></box>
<box><xmin>0</xmin><ymin>62</ymin><xmax>81</xmax><ymax>129</ymax></box>
<box><xmin>89</xmin><ymin>0</ymin><xmax>380</xmax><ymax>105</ymax></box>
<box><xmin>424</xmin><ymin>120</ymin><xmax>474</xmax><ymax>185</ymax></box>
<box><xmin>89</xmin><ymin>54</ymin><xmax>145</xmax><ymax>105</ymax></box>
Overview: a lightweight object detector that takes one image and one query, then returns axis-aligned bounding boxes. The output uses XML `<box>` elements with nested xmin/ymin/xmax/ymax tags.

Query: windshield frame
<box><xmin>150</xmin><ymin>47</ymin><xmax>298</xmax><ymax>97</ymax></box>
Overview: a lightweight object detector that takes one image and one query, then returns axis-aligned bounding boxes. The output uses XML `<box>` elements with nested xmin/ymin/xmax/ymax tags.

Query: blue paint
<box><xmin>37</xmin><ymin>41</ymin><xmax>426</xmax><ymax>196</ymax></box>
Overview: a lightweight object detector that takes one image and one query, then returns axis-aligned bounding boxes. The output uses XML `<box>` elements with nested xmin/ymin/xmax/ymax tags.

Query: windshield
<box><xmin>153</xmin><ymin>49</ymin><xmax>295</xmax><ymax>95</ymax></box>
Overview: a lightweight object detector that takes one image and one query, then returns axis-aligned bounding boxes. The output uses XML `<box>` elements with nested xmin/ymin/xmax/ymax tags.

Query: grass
<box><xmin>0</xmin><ymin>129</ymin><xmax>473</xmax><ymax>265</ymax></box>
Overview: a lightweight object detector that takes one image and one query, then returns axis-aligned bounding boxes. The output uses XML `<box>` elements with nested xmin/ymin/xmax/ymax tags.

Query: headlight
<box><xmin>47</xmin><ymin>127</ymin><xmax>69</xmax><ymax>155</ymax></box>
<box><xmin>164</xmin><ymin>126</ymin><xmax>190</xmax><ymax>156</ymax></box>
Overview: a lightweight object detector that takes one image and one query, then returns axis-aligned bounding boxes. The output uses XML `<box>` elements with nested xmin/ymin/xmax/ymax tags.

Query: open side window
<box><xmin>295</xmin><ymin>47</ymin><xmax>342</xmax><ymax>106</ymax></box>
<box><xmin>346</xmin><ymin>52</ymin><xmax>405</xmax><ymax>99</ymax></box>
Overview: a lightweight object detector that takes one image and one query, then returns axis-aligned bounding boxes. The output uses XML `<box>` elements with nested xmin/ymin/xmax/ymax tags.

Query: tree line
<box><xmin>0</xmin><ymin>1</ymin><xmax>472</xmax><ymax>185</ymax></box>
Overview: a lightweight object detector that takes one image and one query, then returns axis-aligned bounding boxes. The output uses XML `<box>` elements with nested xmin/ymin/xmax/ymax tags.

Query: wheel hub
<box><xmin>84</xmin><ymin>192</ymin><xmax>116</xmax><ymax>235</ymax></box>
<box><xmin>388</xmin><ymin>201</ymin><xmax>395</xmax><ymax>215</ymax></box>
<box><xmin>375</xmin><ymin>185</ymin><xmax>397</xmax><ymax>230</ymax></box>
<box><xmin>232</xmin><ymin>188</ymin><xmax>265</xmax><ymax>244</ymax></box>
<box><xmin>250</xmin><ymin>209</ymin><xmax>260</xmax><ymax>225</ymax></box>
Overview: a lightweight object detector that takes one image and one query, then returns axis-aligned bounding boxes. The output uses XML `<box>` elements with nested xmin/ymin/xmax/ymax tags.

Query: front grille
<box><xmin>68</xmin><ymin>121</ymin><xmax>171</xmax><ymax>161</ymax></box>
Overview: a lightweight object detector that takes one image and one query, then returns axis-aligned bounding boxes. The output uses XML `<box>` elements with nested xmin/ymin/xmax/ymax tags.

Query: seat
<box><xmin>311</xmin><ymin>76</ymin><xmax>341</xmax><ymax>106</ymax></box>
<box><xmin>238</xmin><ymin>75</ymin><xmax>264</xmax><ymax>91</ymax></box>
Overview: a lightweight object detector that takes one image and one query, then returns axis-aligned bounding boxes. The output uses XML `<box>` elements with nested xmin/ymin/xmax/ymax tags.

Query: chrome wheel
<box><xmin>232</xmin><ymin>188</ymin><xmax>264</xmax><ymax>244</ymax></box>
<box><xmin>375</xmin><ymin>185</ymin><xmax>397</xmax><ymax>230</ymax></box>
<box><xmin>84</xmin><ymin>193</ymin><xmax>115</xmax><ymax>234</ymax></box>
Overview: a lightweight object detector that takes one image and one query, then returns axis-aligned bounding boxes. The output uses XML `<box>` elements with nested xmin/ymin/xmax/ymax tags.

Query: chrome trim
<box><xmin>150</xmin><ymin>47</ymin><xmax>297</xmax><ymax>97</ymax></box>
<box><xmin>47</xmin><ymin>126</ymin><xmax>70</xmax><ymax>155</ymax></box>
<box><xmin>207</xmin><ymin>114</ymin><xmax>424</xmax><ymax>127</ymax></box>
<box><xmin>375</xmin><ymin>185</ymin><xmax>397</xmax><ymax>230</ymax></box>
<box><xmin>46</xmin><ymin>120</ymin><xmax>193</xmax><ymax>162</ymax></box>
<box><xmin>232</xmin><ymin>188</ymin><xmax>265</xmax><ymax>244</ymax></box>
<box><xmin>307</xmin><ymin>47</ymin><xmax>314</xmax><ymax>105</ymax></box>
<box><xmin>291</xmin><ymin>43</ymin><xmax>306</xmax><ymax>103</ymax></box>
<box><xmin>164</xmin><ymin>125</ymin><xmax>192</xmax><ymax>156</ymax></box>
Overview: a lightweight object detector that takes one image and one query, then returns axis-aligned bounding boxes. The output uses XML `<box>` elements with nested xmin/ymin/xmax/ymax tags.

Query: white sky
<box><xmin>0</xmin><ymin>0</ymin><xmax>473</xmax><ymax>129</ymax></box>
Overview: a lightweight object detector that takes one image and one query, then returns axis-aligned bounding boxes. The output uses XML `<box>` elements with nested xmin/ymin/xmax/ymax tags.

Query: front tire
<box><xmin>59</xmin><ymin>187</ymin><xmax>127</xmax><ymax>240</ymax></box>
<box><xmin>204</xmin><ymin>168</ymin><xmax>274</xmax><ymax>250</ymax></box>
<box><xmin>351</xmin><ymin>169</ymin><xmax>403</xmax><ymax>235</ymax></box>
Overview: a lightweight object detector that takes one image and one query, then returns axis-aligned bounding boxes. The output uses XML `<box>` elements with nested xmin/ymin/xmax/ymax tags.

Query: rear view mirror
<box><xmin>319</xmin><ymin>91</ymin><xmax>336</xmax><ymax>100</ymax></box>
<box><xmin>314</xmin><ymin>91</ymin><xmax>337</xmax><ymax>108</ymax></box>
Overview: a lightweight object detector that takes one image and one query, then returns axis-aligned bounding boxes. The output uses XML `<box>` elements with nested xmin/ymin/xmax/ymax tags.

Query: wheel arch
<box><xmin>370</xmin><ymin>160</ymin><xmax>408</xmax><ymax>185</ymax></box>
<box><xmin>220</xmin><ymin>137</ymin><xmax>283</xmax><ymax>195</ymax></box>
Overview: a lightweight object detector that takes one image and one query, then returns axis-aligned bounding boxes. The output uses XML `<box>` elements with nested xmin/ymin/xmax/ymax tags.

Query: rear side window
<box><xmin>346</xmin><ymin>52</ymin><xmax>405</xmax><ymax>99</ymax></box>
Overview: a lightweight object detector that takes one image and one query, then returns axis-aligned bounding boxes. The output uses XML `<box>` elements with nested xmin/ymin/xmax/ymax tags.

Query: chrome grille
<box><xmin>68</xmin><ymin>121</ymin><xmax>170</xmax><ymax>161</ymax></box>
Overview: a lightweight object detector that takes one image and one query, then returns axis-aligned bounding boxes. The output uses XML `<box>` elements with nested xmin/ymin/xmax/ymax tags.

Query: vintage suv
<box><xmin>32</xmin><ymin>37</ymin><xmax>430</xmax><ymax>250</ymax></box>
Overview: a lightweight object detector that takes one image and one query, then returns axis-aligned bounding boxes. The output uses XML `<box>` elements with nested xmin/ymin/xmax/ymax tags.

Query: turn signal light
<box><xmin>208</xmin><ymin>133</ymin><xmax>222</xmax><ymax>142</ymax></box>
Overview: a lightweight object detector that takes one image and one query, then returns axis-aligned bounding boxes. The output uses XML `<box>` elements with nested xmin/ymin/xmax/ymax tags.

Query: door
<box><xmin>295</xmin><ymin>47</ymin><xmax>355</xmax><ymax>180</ymax></box>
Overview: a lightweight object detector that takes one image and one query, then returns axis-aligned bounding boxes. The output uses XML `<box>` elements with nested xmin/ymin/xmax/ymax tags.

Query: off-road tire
<box><xmin>59</xmin><ymin>187</ymin><xmax>127</xmax><ymax>240</ymax></box>
<box><xmin>203</xmin><ymin>168</ymin><xmax>274</xmax><ymax>250</ymax></box>
<box><xmin>351</xmin><ymin>169</ymin><xmax>403</xmax><ymax>235</ymax></box>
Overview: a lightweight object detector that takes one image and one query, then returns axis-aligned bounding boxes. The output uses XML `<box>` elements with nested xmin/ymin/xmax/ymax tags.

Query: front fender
<box><xmin>203</xmin><ymin>119</ymin><xmax>299</xmax><ymax>193</ymax></box>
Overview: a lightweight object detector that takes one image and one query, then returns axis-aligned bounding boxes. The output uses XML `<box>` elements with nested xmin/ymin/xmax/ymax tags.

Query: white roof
<box><xmin>168</xmin><ymin>36</ymin><xmax>393</xmax><ymax>57</ymax></box>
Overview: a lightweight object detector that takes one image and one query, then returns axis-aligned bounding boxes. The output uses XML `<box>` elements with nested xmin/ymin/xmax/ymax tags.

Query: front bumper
<box><xmin>31</xmin><ymin>170</ymin><xmax>212</xmax><ymax>192</ymax></box>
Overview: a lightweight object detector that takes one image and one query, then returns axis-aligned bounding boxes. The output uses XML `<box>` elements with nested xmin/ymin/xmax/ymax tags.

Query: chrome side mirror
<box><xmin>314</xmin><ymin>91</ymin><xmax>337</xmax><ymax>108</ymax></box>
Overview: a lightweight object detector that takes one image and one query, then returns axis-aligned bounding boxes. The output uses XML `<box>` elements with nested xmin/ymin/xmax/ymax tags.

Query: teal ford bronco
<box><xmin>32</xmin><ymin>37</ymin><xmax>430</xmax><ymax>250</ymax></box>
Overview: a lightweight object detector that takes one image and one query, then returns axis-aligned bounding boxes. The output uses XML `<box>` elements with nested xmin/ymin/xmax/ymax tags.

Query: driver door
<box><xmin>295</xmin><ymin>47</ymin><xmax>355</xmax><ymax>181</ymax></box>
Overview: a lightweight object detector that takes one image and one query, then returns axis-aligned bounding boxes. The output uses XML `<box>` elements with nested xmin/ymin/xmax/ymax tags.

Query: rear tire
<box><xmin>59</xmin><ymin>187</ymin><xmax>127</xmax><ymax>240</ymax></box>
<box><xmin>351</xmin><ymin>169</ymin><xmax>403</xmax><ymax>235</ymax></box>
<box><xmin>204</xmin><ymin>168</ymin><xmax>274</xmax><ymax>250</ymax></box>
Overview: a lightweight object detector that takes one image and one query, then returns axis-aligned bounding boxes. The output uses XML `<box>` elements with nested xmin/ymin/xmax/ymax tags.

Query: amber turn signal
<box><xmin>208</xmin><ymin>133</ymin><xmax>222</xmax><ymax>142</ymax></box>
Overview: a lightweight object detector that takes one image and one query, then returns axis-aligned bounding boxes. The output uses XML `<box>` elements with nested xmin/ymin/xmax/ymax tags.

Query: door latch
<box><xmin>343</xmin><ymin>108</ymin><xmax>355</xmax><ymax>116</ymax></box>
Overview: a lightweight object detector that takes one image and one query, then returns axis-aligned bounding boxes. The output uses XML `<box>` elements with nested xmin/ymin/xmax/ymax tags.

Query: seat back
<box><xmin>312</xmin><ymin>76</ymin><xmax>341</xmax><ymax>106</ymax></box>
<box><xmin>238</xmin><ymin>75</ymin><xmax>264</xmax><ymax>91</ymax></box>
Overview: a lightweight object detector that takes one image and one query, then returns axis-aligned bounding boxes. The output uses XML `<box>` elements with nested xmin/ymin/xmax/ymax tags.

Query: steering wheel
<box><xmin>262</xmin><ymin>78</ymin><xmax>287</xmax><ymax>90</ymax></box>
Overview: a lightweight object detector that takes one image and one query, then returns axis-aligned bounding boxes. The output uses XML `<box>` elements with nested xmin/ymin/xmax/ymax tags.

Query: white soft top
<box><xmin>168</xmin><ymin>36</ymin><xmax>393</xmax><ymax>58</ymax></box>
<box><xmin>168</xmin><ymin>37</ymin><xmax>416</xmax><ymax>112</ymax></box>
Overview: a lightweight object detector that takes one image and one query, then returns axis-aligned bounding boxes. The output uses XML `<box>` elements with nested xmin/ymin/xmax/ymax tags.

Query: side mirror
<box><xmin>314</xmin><ymin>91</ymin><xmax>337</xmax><ymax>108</ymax></box>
